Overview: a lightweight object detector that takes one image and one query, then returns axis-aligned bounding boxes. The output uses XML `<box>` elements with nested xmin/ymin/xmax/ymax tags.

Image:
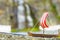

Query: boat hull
<box><xmin>28</xmin><ymin>32</ymin><xmax>58</xmax><ymax>38</ymax></box>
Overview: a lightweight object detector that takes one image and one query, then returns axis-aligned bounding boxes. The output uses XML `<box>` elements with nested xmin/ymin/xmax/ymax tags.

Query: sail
<box><xmin>40</xmin><ymin>12</ymin><xmax>48</xmax><ymax>28</ymax></box>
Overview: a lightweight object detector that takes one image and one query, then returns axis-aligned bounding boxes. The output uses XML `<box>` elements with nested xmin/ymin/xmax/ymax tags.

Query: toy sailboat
<box><xmin>28</xmin><ymin>12</ymin><xmax>59</xmax><ymax>38</ymax></box>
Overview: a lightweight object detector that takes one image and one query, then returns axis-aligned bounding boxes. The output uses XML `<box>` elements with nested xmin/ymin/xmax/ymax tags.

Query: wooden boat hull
<box><xmin>28</xmin><ymin>32</ymin><xmax>58</xmax><ymax>38</ymax></box>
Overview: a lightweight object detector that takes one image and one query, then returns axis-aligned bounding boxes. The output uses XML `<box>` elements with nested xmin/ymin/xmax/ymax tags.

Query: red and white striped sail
<box><xmin>40</xmin><ymin>12</ymin><xmax>60</xmax><ymax>30</ymax></box>
<box><xmin>40</xmin><ymin>12</ymin><xmax>48</xmax><ymax>28</ymax></box>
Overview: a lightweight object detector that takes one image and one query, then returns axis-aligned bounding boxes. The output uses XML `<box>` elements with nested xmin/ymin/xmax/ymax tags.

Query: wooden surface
<box><xmin>28</xmin><ymin>32</ymin><xmax>59</xmax><ymax>38</ymax></box>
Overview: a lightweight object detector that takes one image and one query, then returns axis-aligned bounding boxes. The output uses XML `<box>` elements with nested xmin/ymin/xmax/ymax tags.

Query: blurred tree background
<box><xmin>27</xmin><ymin>0</ymin><xmax>60</xmax><ymax>25</ymax></box>
<box><xmin>0</xmin><ymin>0</ymin><xmax>60</xmax><ymax>32</ymax></box>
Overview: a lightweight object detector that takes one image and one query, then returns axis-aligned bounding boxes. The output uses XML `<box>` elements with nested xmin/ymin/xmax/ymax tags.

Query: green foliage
<box><xmin>56</xmin><ymin>16</ymin><xmax>60</xmax><ymax>20</ymax></box>
<box><xmin>30</xmin><ymin>26</ymin><xmax>39</xmax><ymax>32</ymax></box>
<box><xmin>11</xmin><ymin>29</ymin><xmax>18</xmax><ymax>32</ymax></box>
<box><xmin>50</xmin><ymin>4</ymin><xmax>58</xmax><ymax>16</ymax></box>
<box><xmin>12</xmin><ymin>26</ymin><xmax>39</xmax><ymax>32</ymax></box>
